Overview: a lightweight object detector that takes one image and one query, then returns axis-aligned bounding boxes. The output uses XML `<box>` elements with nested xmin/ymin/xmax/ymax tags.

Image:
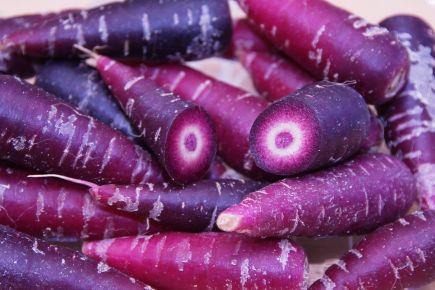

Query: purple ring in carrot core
<box><xmin>275</xmin><ymin>131</ymin><xmax>294</xmax><ymax>149</ymax></box>
<box><xmin>185</xmin><ymin>133</ymin><xmax>197</xmax><ymax>152</ymax></box>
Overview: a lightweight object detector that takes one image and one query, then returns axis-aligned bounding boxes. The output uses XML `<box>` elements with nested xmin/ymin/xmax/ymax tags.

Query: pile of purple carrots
<box><xmin>0</xmin><ymin>0</ymin><xmax>433</xmax><ymax>289</ymax></box>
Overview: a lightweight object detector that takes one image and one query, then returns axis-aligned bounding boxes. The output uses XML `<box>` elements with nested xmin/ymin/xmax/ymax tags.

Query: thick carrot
<box><xmin>34</xmin><ymin>60</ymin><xmax>136</xmax><ymax>139</ymax></box>
<box><xmin>237</xmin><ymin>0</ymin><xmax>410</xmax><ymax>105</ymax></box>
<box><xmin>90</xmin><ymin>179</ymin><xmax>264</xmax><ymax>232</ymax></box>
<box><xmin>310</xmin><ymin>210</ymin><xmax>435</xmax><ymax>290</ymax></box>
<box><xmin>2</xmin><ymin>0</ymin><xmax>232</xmax><ymax>62</ymax></box>
<box><xmin>0</xmin><ymin>225</ymin><xmax>152</xmax><ymax>289</ymax></box>
<box><xmin>249</xmin><ymin>81</ymin><xmax>371</xmax><ymax>175</ymax></box>
<box><xmin>140</xmin><ymin>64</ymin><xmax>272</xmax><ymax>180</ymax></box>
<box><xmin>217</xmin><ymin>153</ymin><xmax>416</xmax><ymax>238</ymax></box>
<box><xmin>89</xmin><ymin>55</ymin><xmax>216</xmax><ymax>184</ymax></box>
<box><xmin>0</xmin><ymin>163</ymin><xmax>163</xmax><ymax>242</ymax></box>
<box><xmin>379</xmin><ymin>15</ymin><xmax>435</xmax><ymax>209</ymax></box>
<box><xmin>0</xmin><ymin>75</ymin><xmax>164</xmax><ymax>185</ymax></box>
<box><xmin>83</xmin><ymin>232</ymin><xmax>308</xmax><ymax>290</ymax></box>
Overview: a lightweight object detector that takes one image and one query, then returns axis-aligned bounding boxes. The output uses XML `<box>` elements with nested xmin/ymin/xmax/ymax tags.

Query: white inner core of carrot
<box><xmin>266</xmin><ymin>122</ymin><xmax>303</xmax><ymax>157</ymax></box>
<box><xmin>179</xmin><ymin>125</ymin><xmax>204</xmax><ymax>162</ymax></box>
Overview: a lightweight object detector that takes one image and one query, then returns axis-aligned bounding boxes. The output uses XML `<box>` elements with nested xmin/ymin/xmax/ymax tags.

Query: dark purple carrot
<box><xmin>86</xmin><ymin>54</ymin><xmax>216</xmax><ymax>185</ymax></box>
<box><xmin>240</xmin><ymin>50</ymin><xmax>315</xmax><ymax>102</ymax></box>
<box><xmin>237</xmin><ymin>0</ymin><xmax>410</xmax><ymax>105</ymax></box>
<box><xmin>249</xmin><ymin>81</ymin><xmax>371</xmax><ymax>175</ymax></box>
<box><xmin>0</xmin><ymin>10</ymin><xmax>78</xmax><ymax>77</ymax></box>
<box><xmin>34</xmin><ymin>60</ymin><xmax>136</xmax><ymax>139</ymax></box>
<box><xmin>0</xmin><ymin>75</ymin><xmax>164</xmax><ymax>185</ymax></box>
<box><xmin>310</xmin><ymin>210</ymin><xmax>435</xmax><ymax>290</ymax></box>
<box><xmin>90</xmin><ymin>179</ymin><xmax>265</xmax><ymax>232</ymax></box>
<box><xmin>140</xmin><ymin>64</ymin><xmax>272</xmax><ymax>180</ymax></box>
<box><xmin>0</xmin><ymin>225</ymin><xmax>152</xmax><ymax>289</ymax></box>
<box><xmin>361</xmin><ymin>108</ymin><xmax>384</xmax><ymax>152</ymax></box>
<box><xmin>83</xmin><ymin>232</ymin><xmax>307</xmax><ymax>290</ymax></box>
<box><xmin>0</xmin><ymin>163</ymin><xmax>164</xmax><ymax>242</ymax></box>
<box><xmin>2</xmin><ymin>0</ymin><xmax>231</xmax><ymax>62</ymax></box>
<box><xmin>217</xmin><ymin>153</ymin><xmax>416</xmax><ymax>238</ymax></box>
<box><xmin>379</xmin><ymin>15</ymin><xmax>435</xmax><ymax>209</ymax></box>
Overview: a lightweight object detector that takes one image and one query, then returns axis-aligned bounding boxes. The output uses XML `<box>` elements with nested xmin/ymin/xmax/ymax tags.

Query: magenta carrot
<box><xmin>217</xmin><ymin>153</ymin><xmax>416</xmax><ymax>238</ymax></box>
<box><xmin>89</xmin><ymin>55</ymin><xmax>216</xmax><ymax>184</ymax></box>
<box><xmin>0</xmin><ymin>163</ymin><xmax>163</xmax><ymax>242</ymax></box>
<box><xmin>237</xmin><ymin>0</ymin><xmax>410</xmax><ymax>105</ymax></box>
<box><xmin>227</xmin><ymin>18</ymin><xmax>274</xmax><ymax>58</ymax></box>
<box><xmin>361</xmin><ymin>108</ymin><xmax>384</xmax><ymax>152</ymax></box>
<box><xmin>310</xmin><ymin>210</ymin><xmax>435</xmax><ymax>290</ymax></box>
<box><xmin>141</xmin><ymin>64</ymin><xmax>271</xmax><ymax>180</ymax></box>
<box><xmin>90</xmin><ymin>179</ymin><xmax>265</xmax><ymax>232</ymax></box>
<box><xmin>35</xmin><ymin>60</ymin><xmax>136</xmax><ymax>139</ymax></box>
<box><xmin>240</xmin><ymin>50</ymin><xmax>315</xmax><ymax>102</ymax></box>
<box><xmin>0</xmin><ymin>225</ymin><xmax>152</xmax><ymax>289</ymax></box>
<box><xmin>0</xmin><ymin>75</ymin><xmax>164</xmax><ymax>185</ymax></box>
<box><xmin>379</xmin><ymin>15</ymin><xmax>435</xmax><ymax>209</ymax></box>
<box><xmin>2</xmin><ymin>0</ymin><xmax>232</xmax><ymax>62</ymax></box>
<box><xmin>83</xmin><ymin>232</ymin><xmax>307</xmax><ymax>290</ymax></box>
<box><xmin>250</xmin><ymin>81</ymin><xmax>371</xmax><ymax>175</ymax></box>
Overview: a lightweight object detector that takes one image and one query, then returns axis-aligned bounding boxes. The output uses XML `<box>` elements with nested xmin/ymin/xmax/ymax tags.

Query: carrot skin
<box><xmin>237</xmin><ymin>0</ymin><xmax>410</xmax><ymax>105</ymax></box>
<box><xmin>217</xmin><ymin>153</ymin><xmax>416</xmax><ymax>237</ymax></box>
<box><xmin>141</xmin><ymin>64</ymin><xmax>272</xmax><ymax>180</ymax></box>
<box><xmin>34</xmin><ymin>60</ymin><xmax>136</xmax><ymax>139</ymax></box>
<box><xmin>310</xmin><ymin>210</ymin><xmax>435</xmax><ymax>290</ymax></box>
<box><xmin>250</xmin><ymin>81</ymin><xmax>371</xmax><ymax>175</ymax></box>
<box><xmin>91</xmin><ymin>179</ymin><xmax>265</xmax><ymax>232</ymax></box>
<box><xmin>3</xmin><ymin>0</ymin><xmax>232</xmax><ymax>62</ymax></box>
<box><xmin>96</xmin><ymin>57</ymin><xmax>216</xmax><ymax>185</ymax></box>
<box><xmin>0</xmin><ymin>163</ymin><xmax>163</xmax><ymax>242</ymax></box>
<box><xmin>0</xmin><ymin>225</ymin><xmax>152</xmax><ymax>289</ymax></box>
<box><xmin>83</xmin><ymin>232</ymin><xmax>308</xmax><ymax>290</ymax></box>
<box><xmin>379</xmin><ymin>15</ymin><xmax>435</xmax><ymax>209</ymax></box>
<box><xmin>0</xmin><ymin>75</ymin><xmax>164</xmax><ymax>185</ymax></box>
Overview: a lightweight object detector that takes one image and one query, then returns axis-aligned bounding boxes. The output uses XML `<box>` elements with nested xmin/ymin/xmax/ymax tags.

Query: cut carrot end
<box><xmin>216</xmin><ymin>213</ymin><xmax>241</xmax><ymax>232</ymax></box>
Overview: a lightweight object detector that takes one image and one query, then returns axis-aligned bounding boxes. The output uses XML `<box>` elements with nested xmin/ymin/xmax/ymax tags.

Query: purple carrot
<box><xmin>140</xmin><ymin>64</ymin><xmax>272</xmax><ymax>180</ymax></box>
<box><xmin>2</xmin><ymin>0</ymin><xmax>231</xmax><ymax>62</ymax></box>
<box><xmin>239</xmin><ymin>50</ymin><xmax>314</xmax><ymax>102</ymax></box>
<box><xmin>83</xmin><ymin>232</ymin><xmax>308</xmax><ymax>290</ymax></box>
<box><xmin>217</xmin><ymin>153</ymin><xmax>416</xmax><ymax>238</ymax></box>
<box><xmin>34</xmin><ymin>60</ymin><xmax>136</xmax><ymax>139</ymax></box>
<box><xmin>379</xmin><ymin>15</ymin><xmax>435</xmax><ymax>209</ymax></box>
<box><xmin>361</xmin><ymin>108</ymin><xmax>384</xmax><ymax>152</ymax></box>
<box><xmin>90</xmin><ymin>179</ymin><xmax>265</xmax><ymax>232</ymax></box>
<box><xmin>250</xmin><ymin>81</ymin><xmax>371</xmax><ymax>175</ymax></box>
<box><xmin>0</xmin><ymin>10</ymin><xmax>78</xmax><ymax>77</ymax></box>
<box><xmin>237</xmin><ymin>0</ymin><xmax>410</xmax><ymax>105</ymax></box>
<box><xmin>310</xmin><ymin>210</ymin><xmax>435</xmax><ymax>290</ymax></box>
<box><xmin>206</xmin><ymin>157</ymin><xmax>246</xmax><ymax>180</ymax></box>
<box><xmin>0</xmin><ymin>75</ymin><xmax>164</xmax><ymax>185</ymax></box>
<box><xmin>0</xmin><ymin>163</ymin><xmax>164</xmax><ymax>242</ymax></box>
<box><xmin>87</xmin><ymin>54</ymin><xmax>216</xmax><ymax>184</ymax></box>
<box><xmin>0</xmin><ymin>225</ymin><xmax>152</xmax><ymax>289</ymax></box>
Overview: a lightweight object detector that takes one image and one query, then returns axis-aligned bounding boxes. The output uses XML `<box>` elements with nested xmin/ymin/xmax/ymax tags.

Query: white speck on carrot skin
<box><xmin>97</xmin><ymin>261</ymin><xmax>111</xmax><ymax>273</ymax></box>
<box><xmin>175</xmin><ymin>238</ymin><xmax>192</xmax><ymax>271</ymax></box>
<box><xmin>99</xmin><ymin>137</ymin><xmax>116</xmax><ymax>174</ymax></box>
<box><xmin>32</xmin><ymin>240</ymin><xmax>45</xmax><ymax>255</ymax></box>
<box><xmin>142</xmin><ymin>13</ymin><xmax>151</xmax><ymax>41</ymax></box>
<box><xmin>36</xmin><ymin>192</ymin><xmax>45</xmax><ymax>222</ymax></box>
<box><xmin>169</xmin><ymin>71</ymin><xmax>186</xmax><ymax>91</ymax></box>
<box><xmin>277</xmin><ymin>239</ymin><xmax>295</xmax><ymax>270</ymax></box>
<box><xmin>95</xmin><ymin>239</ymin><xmax>115</xmax><ymax>261</ymax></box>
<box><xmin>191</xmin><ymin>80</ymin><xmax>212</xmax><ymax>101</ymax></box>
<box><xmin>98</xmin><ymin>15</ymin><xmax>108</xmax><ymax>43</ymax></box>
<box><xmin>240</xmin><ymin>259</ymin><xmax>250</xmax><ymax>290</ymax></box>
<box><xmin>154</xmin><ymin>128</ymin><xmax>161</xmax><ymax>143</ymax></box>
<box><xmin>57</xmin><ymin>188</ymin><xmax>67</xmax><ymax>219</ymax></box>
<box><xmin>0</xmin><ymin>184</ymin><xmax>10</xmax><ymax>205</ymax></box>
<box><xmin>349</xmin><ymin>249</ymin><xmax>363</xmax><ymax>258</ymax></box>
<box><xmin>124</xmin><ymin>76</ymin><xmax>144</xmax><ymax>91</ymax></box>
<box><xmin>149</xmin><ymin>195</ymin><xmax>164</xmax><ymax>221</ymax></box>
<box><xmin>320</xmin><ymin>274</ymin><xmax>336</xmax><ymax>290</ymax></box>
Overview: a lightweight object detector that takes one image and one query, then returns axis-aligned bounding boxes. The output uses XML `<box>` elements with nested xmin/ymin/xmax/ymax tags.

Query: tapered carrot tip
<box><xmin>216</xmin><ymin>213</ymin><xmax>242</xmax><ymax>232</ymax></box>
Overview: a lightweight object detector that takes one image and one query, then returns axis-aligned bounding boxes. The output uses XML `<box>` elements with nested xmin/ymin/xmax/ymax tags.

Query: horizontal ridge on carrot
<box><xmin>83</xmin><ymin>232</ymin><xmax>308</xmax><ymax>290</ymax></box>
<box><xmin>88</xmin><ymin>54</ymin><xmax>216</xmax><ymax>184</ymax></box>
<box><xmin>0</xmin><ymin>225</ymin><xmax>152</xmax><ymax>289</ymax></box>
<box><xmin>237</xmin><ymin>0</ymin><xmax>410</xmax><ymax>105</ymax></box>
<box><xmin>0</xmin><ymin>163</ymin><xmax>164</xmax><ymax>242</ymax></box>
<box><xmin>140</xmin><ymin>63</ymin><xmax>272</xmax><ymax>180</ymax></box>
<box><xmin>250</xmin><ymin>81</ymin><xmax>371</xmax><ymax>175</ymax></box>
<box><xmin>90</xmin><ymin>179</ymin><xmax>265</xmax><ymax>232</ymax></box>
<box><xmin>2</xmin><ymin>0</ymin><xmax>232</xmax><ymax>62</ymax></box>
<box><xmin>0</xmin><ymin>75</ymin><xmax>164</xmax><ymax>185</ymax></box>
<box><xmin>35</xmin><ymin>60</ymin><xmax>136</xmax><ymax>139</ymax></box>
<box><xmin>310</xmin><ymin>210</ymin><xmax>435</xmax><ymax>290</ymax></box>
<box><xmin>217</xmin><ymin>153</ymin><xmax>416</xmax><ymax>237</ymax></box>
<box><xmin>379</xmin><ymin>15</ymin><xmax>435</xmax><ymax>209</ymax></box>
